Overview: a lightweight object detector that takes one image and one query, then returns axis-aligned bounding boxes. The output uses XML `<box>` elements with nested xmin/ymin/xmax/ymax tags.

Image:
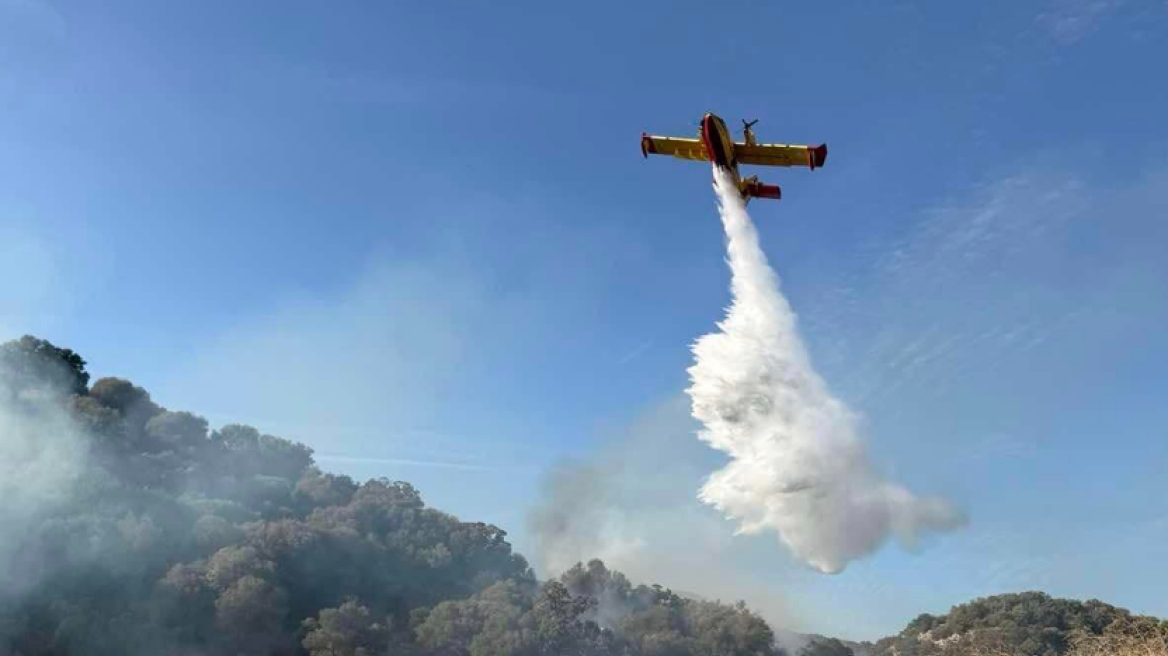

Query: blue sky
<box><xmin>2</xmin><ymin>0</ymin><xmax>1167</xmax><ymax>640</ymax></box>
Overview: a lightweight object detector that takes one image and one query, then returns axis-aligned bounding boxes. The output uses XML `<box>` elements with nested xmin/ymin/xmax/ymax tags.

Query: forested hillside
<box><xmin>1</xmin><ymin>335</ymin><xmax>1164</xmax><ymax>656</ymax></box>
<box><xmin>872</xmin><ymin>592</ymin><xmax>1167</xmax><ymax>656</ymax></box>
<box><xmin>0</xmin><ymin>336</ymin><xmax>778</xmax><ymax>656</ymax></box>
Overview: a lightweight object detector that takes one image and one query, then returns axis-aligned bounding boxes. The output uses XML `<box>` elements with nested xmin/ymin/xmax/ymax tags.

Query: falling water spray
<box><xmin>686</xmin><ymin>167</ymin><xmax>965</xmax><ymax>573</ymax></box>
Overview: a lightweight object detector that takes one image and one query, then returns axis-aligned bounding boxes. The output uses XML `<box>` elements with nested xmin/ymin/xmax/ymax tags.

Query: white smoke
<box><xmin>0</xmin><ymin>380</ymin><xmax>90</xmax><ymax>597</ymax></box>
<box><xmin>686</xmin><ymin>168</ymin><xmax>966</xmax><ymax>574</ymax></box>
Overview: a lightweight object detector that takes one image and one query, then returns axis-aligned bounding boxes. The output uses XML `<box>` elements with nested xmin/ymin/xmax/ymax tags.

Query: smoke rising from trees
<box><xmin>0</xmin><ymin>337</ymin><xmax>91</xmax><ymax>600</ymax></box>
<box><xmin>0</xmin><ymin>335</ymin><xmax>785</xmax><ymax>655</ymax></box>
<box><xmin>686</xmin><ymin>169</ymin><xmax>966</xmax><ymax>573</ymax></box>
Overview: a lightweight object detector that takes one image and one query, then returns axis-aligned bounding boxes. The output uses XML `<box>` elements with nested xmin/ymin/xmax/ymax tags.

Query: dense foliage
<box><xmin>0</xmin><ymin>336</ymin><xmax>780</xmax><ymax>656</ymax></box>
<box><xmin>2</xmin><ymin>335</ymin><xmax>1163</xmax><ymax>656</ymax></box>
<box><xmin>872</xmin><ymin>591</ymin><xmax>1168</xmax><ymax>656</ymax></box>
<box><xmin>798</xmin><ymin>637</ymin><xmax>858</xmax><ymax>656</ymax></box>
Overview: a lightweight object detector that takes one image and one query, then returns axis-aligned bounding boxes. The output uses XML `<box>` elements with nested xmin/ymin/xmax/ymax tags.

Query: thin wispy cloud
<box><xmin>315</xmin><ymin>454</ymin><xmax>503</xmax><ymax>473</ymax></box>
<box><xmin>616</xmin><ymin>339</ymin><xmax>654</xmax><ymax>365</ymax></box>
<box><xmin>1036</xmin><ymin>0</ymin><xmax>1126</xmax><ymax>44</ymax></box>
<box><xmin>959</xmin><ymin>433</ymin><xmax>1042</xmax><ymax>462</ymax></box>
<box><xmin>800</xmin><ymin>168</ymin><xmax>1095</xmax><ymax>407</ymax></box>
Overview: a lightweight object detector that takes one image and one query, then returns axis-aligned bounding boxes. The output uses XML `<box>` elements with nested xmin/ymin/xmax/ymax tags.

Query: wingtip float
<box><xmin>641</xmin><ymin>112</ymin><xmax>827</xmax><ymax>203</ymax></box>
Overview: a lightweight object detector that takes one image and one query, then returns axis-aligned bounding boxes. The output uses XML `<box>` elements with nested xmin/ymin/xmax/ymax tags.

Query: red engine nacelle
<box><xmin>744</xmin><ymin>182</ymin><xmax>782</xmax><ymax>200</ymax></box>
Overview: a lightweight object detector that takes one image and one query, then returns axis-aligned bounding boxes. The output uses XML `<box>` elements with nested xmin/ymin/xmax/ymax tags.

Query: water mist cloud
<box><xmin>526</xmin><ymin>396</ymin><xmax>804</xmax><ymax>630</ymax></box>
<box><xmin>686</xmin><ymin>168</ymin><xmax>966</xmax><ymax>574</ymax></box>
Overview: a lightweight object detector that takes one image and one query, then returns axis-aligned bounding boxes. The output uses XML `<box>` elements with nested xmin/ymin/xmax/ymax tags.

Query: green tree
<box><xmin>89</xmin><ymin>376</ymin><xmax>162</xmax><ymax>433</ymax></box>
<box><xmin>799</xmin><ymin>637</ymin><xmax>854</xmax><ymax>656</ymax></box>
<box><xmin>152</xmin><ymin>561</ymin><xmax>217</xmax><ymax>644</ymax></box>
<box><xmin>213</xmin><ymin>423</ymin><xmax>314</xmax><ymax>481</ymax></box>
<box><xmin>302</xmin><ymin>599</ymin><xmax>389</xmax><ymax>656</ymax></box>
<box><xmin>205</xmin><ymin>545</ymin><xmax>275</xmax><ymax>590</ymax></box>
<box><xmin>213</xmin><ymin>575</ymin><xmax>291</xmax><ymax>654</ymax></box>
<box><xmin>0</xmin><ymin>334</ymin><xmax>89</xmax><ymax>396</ymax></box>
<box><xmin>145</xmin><ymin>410</ymin><xmax>210</xmax><ymax>450</ymax></box>
<box><xmin>413</xmin><ymin>579</ymin><xmax>535</xmax><ymax>656</ymax></box>
<box><xmin>295</xmin><ymin>467</ymin><xmax>359</xmax><ymax>512</ymax></box>
<box><xmin>529</xmin><ymin>581</ymin><xmax>603</xmax><ymax>656</ymax></box>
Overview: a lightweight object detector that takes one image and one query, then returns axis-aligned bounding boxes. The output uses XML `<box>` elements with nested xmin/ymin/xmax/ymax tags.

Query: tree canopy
<box><xmin>872</xmin><ymin>591</ymin><xmax>1168</xmax><ymax>656</ymax></box>
<box><xmin>0</xmin><ymin>336</ymin><xmax>785</xmax><ymax>656</ymax></box>
<box><xmin>2</xmin><ymin>335</ymin><xmax>1162</xmax><ymax>656</ymax></box>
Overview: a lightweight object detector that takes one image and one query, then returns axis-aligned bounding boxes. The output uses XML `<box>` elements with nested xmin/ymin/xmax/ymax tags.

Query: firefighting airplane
<box><xmin>640</xmin><ymin>112</ymin><xmax>827</xmax><ymax>202</ymax></box>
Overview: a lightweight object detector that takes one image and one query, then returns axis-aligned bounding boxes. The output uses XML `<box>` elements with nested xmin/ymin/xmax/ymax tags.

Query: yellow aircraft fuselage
<box><xmin>641</xmin><ymin>112</ymin><xmax>827</xmax><ymax>202</ymax></box>
<box><xmin>696</xmin><ymin>113</ymin><xmax>780</xmax><ymax>199</ymax></box>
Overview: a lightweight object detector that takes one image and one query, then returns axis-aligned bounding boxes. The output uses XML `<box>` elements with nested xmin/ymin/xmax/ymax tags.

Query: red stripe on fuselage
<box><xmin>701</xmin><ymin>115</ymin><xmax>717</xmax><ymax>165</ymax></box>
<box><xmin>701</xmin><ymin>114</ymin><xmax>732</xmax><ymax>169</ymax></box>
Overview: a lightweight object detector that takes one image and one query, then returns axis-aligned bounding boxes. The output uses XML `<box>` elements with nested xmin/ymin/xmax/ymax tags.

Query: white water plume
<box><xmin>686</xmin><ymin>168</ymin><xmax>965</xmax><ymax>573</ymax></box>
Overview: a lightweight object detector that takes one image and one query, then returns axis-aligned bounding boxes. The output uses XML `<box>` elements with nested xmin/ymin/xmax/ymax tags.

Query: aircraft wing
<box><xmin>641</xmin><ymin>134</ymin><xmax>708</xmax><ymax>161</ymax></box>
<box><xmin>734</xmin><ymin>142</ymin><xmax>828</xmax><ymax>170</ymax></box>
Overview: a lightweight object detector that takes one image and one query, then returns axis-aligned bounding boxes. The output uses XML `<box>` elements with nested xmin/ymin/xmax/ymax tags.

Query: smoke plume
<box><xmin>0</xmin><ymin>365</ymin><xmax>90</xmax><ymax>599</ymax></box>
<box><xmin>525</xmin><ymin>396</ymin><xmax>805</xmax><ymax>631</ymax></box>
<box><xmin>686</xmin><ymin>168</ymin><xmax>966</xmax><ymax>574</ymax></box>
